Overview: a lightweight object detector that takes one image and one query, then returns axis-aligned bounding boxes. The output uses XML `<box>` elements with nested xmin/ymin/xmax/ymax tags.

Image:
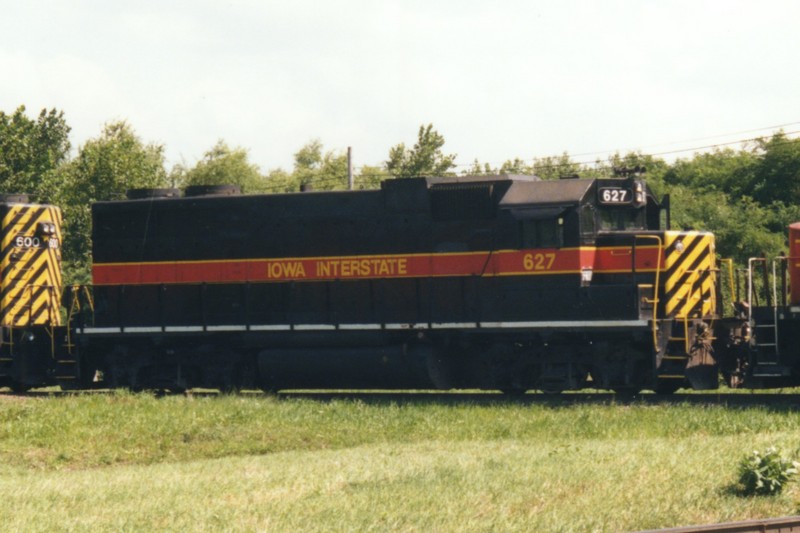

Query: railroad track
<box><xmin>637</xmin><ymin>515</ymin><xmax>800</xmax><ymax>532</ymax></box>
<box><xmin>7</xmin><ymin>389</ymin><xmax>800</xmax><ymax>408</ymax></box>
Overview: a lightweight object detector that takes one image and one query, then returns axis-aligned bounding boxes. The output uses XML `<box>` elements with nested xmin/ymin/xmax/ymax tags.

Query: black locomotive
<box><xmin>41</xmin><ymin>174</ymin><xmax>717</xmax><ymax>394</ymax></box>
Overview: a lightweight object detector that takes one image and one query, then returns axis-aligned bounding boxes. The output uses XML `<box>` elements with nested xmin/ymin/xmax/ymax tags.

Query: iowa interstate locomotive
<box><xmin>34</xmin><ymin>173</ymin><xmax>715</xmax><ymax>394</ymax></box>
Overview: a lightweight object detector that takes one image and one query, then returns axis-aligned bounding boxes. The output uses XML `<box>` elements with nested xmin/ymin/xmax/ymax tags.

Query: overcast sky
<box><xmin>2</xmin><ymin>1</ymin><xmax>799</xmax><ymax>173</ymax></box>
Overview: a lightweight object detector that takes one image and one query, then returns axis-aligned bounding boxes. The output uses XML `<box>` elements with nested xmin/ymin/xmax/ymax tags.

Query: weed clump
<box><xmin>737</xmin><ymin>447</ymin><xmax>799</xmax><ymax>496</ymax></box>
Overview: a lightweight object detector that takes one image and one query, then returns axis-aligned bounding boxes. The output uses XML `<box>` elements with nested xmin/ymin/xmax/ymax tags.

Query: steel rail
<box><xmin>637</xmin><ymin>515</ymin><xmax>800</xmax><ymax>533</ymax></box>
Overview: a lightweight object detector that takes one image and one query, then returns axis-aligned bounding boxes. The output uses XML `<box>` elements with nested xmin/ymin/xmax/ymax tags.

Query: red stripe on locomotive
<box><xmin>91</xmin><ymin>246</ymin><xmax>663</xmax><ymax>285</ymax></box>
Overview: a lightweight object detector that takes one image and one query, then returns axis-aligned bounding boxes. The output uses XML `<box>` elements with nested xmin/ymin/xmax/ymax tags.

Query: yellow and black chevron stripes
<box><xmin>662</xmin><ymin>231</ymin><xmax>716</xmax><ymax>318</ymax></box>
<box><xmin>0</xmin><ymin>204</ymin><xmax>63</xmax><ymax>327</ymax></box>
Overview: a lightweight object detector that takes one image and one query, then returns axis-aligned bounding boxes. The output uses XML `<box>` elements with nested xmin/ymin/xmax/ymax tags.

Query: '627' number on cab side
<box><xmin>599</xmin><ymin>187</ymin><xmax>631</xmax><ymax>204</ymax></box>
<box><xmin>523</xmin><ymin>252</ymin><xmax>556</xmax><ymax>271</ymax></box>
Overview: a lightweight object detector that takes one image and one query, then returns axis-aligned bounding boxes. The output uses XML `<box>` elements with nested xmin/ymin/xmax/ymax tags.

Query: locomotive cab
<box><xmin>594</xmin><ymin>178</ymin><xmax>655</xmax><ymax>232</ymax></box>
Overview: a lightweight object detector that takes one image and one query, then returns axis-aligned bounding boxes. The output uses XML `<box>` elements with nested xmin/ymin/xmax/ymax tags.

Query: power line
<box><xmin>443</xmin><ymin>124</ymin><xmax>800</xmax><ymax>170</ymax></box>
<box><xmin>270</xmin><ymin>123</ymin><xmax>800</xmax><ymax>189</ymax></box>
<box><xmin>566</xmin><ymin>120</ymin><xmax>800</xmax><ymax>159</ymax></box>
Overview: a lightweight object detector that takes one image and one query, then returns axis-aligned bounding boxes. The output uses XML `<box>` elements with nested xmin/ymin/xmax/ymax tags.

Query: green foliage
<box><xmin>0</xmin><ymin>106</ymin><xmax>71</xmax><ymax>201</ymax></box>
<box><xmin>495</xmin><ymin>153</ymin><xmax>583</xmax><ymax>180</ymax></box>
<box><xmin>664</xmin><ymin>147</ymin><xmax>757</xmax><ymax>197</ymax></box>
<box><xmin>263</xmin><ymin>167</ymin><xmax>296</xmax><ymax>193</ymax></box>
<box><xmin>737</xmin><ymin>446</ymin><xmax>799</xmax><ymax>496</ymax></box>
<box><xmin>59</xmin><ymin>120</ymin><xmax>167</xmax><ymax>204</ymax></box>
<box><xmin>356</xmin><ymin>164</ymin><xmax>390</xmax><ymax>190</ymax></box>
<box><xmin>750</xmin><ymin>132</ymin><xmax>800</xmax><ymax>205</ymax></box>
<box><xmin>291</xmin><ymin>139</ymin><xmax>350</xmax><ymax>191</ymax></box>
<box><xmin>56</xmin><ymin>121</ymin><xmax>169</xmax><ymax>275</ymax></box>
<box><xmin>669</xmin><ymin>188</ymin><xmax>786</xmax><ymax>264</ymax></box>
<box><xmin>260</xmin><ymin>140</ymin><xmax>357</xmax><ymax>192</ymax></box>
<box><xmin>386</xmin><ymin>124</ymin><xmax>456</xmax><ymax>178</ymax></box>
<box><xmin>177</xmin><ymin>140</ymin><xmax>265</xmax><ymax>193</ymax></box>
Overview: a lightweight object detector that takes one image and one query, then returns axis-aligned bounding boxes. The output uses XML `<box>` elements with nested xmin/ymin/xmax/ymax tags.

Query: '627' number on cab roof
<box><xmin>599</xmin><ymin>187</ymin><xmax>631</xmax><ymax>204</ymax></box>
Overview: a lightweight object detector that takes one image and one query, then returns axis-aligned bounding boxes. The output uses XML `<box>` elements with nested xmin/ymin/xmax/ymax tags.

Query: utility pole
<box><xmin>347</xmin><ymin>146</ymin><xmax>353</xmax><ymax>190</ymax></box>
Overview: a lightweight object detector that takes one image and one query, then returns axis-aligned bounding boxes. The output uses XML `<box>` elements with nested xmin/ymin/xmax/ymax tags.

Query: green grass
<box><xmin>2</xmin><ymin>391</ymin><xmax>800</xmax><ymax>531</ymax></box>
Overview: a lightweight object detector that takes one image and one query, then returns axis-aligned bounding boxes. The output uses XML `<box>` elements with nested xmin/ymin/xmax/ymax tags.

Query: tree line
<box><xmin>1</xmin><ymin>105</ymin><xmax>799</xmax><ymax>284</ymax></box>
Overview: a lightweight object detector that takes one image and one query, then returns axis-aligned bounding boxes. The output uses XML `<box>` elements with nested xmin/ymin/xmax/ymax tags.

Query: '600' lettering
<box><xmin>523</xmin><ymin>252</ymin><xmax>556</xmax><ymax>271</ymax></box>
<box><xmin>14</xmin><ymin>235</ymin><xmax>59</xmax><ymax>249</ymax></box>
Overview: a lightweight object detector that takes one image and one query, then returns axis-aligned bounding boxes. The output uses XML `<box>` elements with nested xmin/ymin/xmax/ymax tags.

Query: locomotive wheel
<box><xmin>219</xmin><ymin>384</ymin><xmax>241</xmax><ymax>395</ymax></box>
<box><xmin>9</xmin><ymin>380</ymin><xmax>31</xmax><ymax>394</ymax></box>
<box><xmin>500</xmin><ymin>388</ymin><xmax>527</xmax><ymax>397</ymax></box>
<box><xmin>654</xmin><ymin>381</ymin><xmax>682</xmax><ymax>395</ymax></box>
<box><xmin>612</xmin><ymin>387</ymin><xmax>641</xmax><ymax>398</ymax></box>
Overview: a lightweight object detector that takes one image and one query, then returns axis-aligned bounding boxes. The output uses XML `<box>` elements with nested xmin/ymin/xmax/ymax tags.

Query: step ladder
<box><xmin>747</xmin><ymin>258</ymin><xmax>790</xmax><ymax>377</ymax></box>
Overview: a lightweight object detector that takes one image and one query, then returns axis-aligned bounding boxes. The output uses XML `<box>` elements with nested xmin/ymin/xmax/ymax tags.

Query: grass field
<box><xmin>2</xmin><ymin>391</ymin><xmax>800</xmax><ymax>532</ymax></box>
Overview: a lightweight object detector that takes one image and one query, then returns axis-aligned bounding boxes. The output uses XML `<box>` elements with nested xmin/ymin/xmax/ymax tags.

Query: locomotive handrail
<box><xmin>746</xmin><ymin>257</ymin><xmax>781</xmax><ymax>358</ymax></box>
<box><xmin>633</xmin><ymin>234</ymin><xmax>663</xmax><ymax>349</ymax></box>
<box><xmin>718</xmin><ymin>258</ymin><xmax>735</xmax><ymax>314</ymax></box>
<box><xmin>767</xmin><ymin>256</ymin><xmax>790</xmax><ymax>358</ymax></box>
<box><xmin>746</xmin><ymin>258</ymin><xmax>764</xmax><ymax>321</ymax></box>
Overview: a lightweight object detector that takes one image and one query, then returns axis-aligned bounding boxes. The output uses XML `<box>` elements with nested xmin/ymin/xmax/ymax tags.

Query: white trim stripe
<box><xmin>206</xmin><ymin>325</ymin><xmax>248</xmax><ymax>332</ymax></box>
<box><xmin>249</xmin><ymin>324</ymin><xmax>291</xmax><ymax>331</ymax></box>
<box><xmin>478</xmin><ymin>320</ymin><xmax>648</xmax><ymax>329</ymax></box>
<box><xmin>80</xmin><ymin>319</ymin><xmax>649</xmax><ymax>335</ymax></box>
<box><xmin>384</xmin><ymin>323</ymin><xmax>429</xmax><ymax>330</ymax></box>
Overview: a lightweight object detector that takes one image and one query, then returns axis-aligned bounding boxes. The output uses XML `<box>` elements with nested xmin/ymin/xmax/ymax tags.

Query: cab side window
<box><xmin>521</xmin><ymin>218</ymin><xmax>562</xmax><ymax>248</ymax></box>
<box><xmin>580</xmin><ymin>204</ymin><xmax>596</xmax><ymax>239</ymax></box>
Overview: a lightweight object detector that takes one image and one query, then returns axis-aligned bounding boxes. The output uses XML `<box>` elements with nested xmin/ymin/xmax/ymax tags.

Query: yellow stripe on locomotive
<box><xmin>0</xmin><ymin>201</ymin><xmax>63</xmax><ymax>327</ymax></box>
<box><xmin>661</xmin><ymin>230</ymin><xmax>716</xmax><ymax>319</ymax></box>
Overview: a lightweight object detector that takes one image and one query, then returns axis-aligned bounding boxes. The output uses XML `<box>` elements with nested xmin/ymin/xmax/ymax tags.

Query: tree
<box><xmin>670</xmin><ymin>187</ymin><xmax>785</xmax><ymax>265</ymax></box>
<box><xmin>386</xmin><ymin>124</ymin><xmax>456</xmax><ymax>178</ymax></box>
<box><xmin>292</xmin><ymin>139</ymin><xmax>348</xmax><ymax>191</ymax></box>
<box><xmin>463</xmin><ymin>159</ymin><xmax>496</xmax><ymax>176</ymax></box>
<box><xmin>531</xmin><ymin>153</ymin><xmax>583</xmax><ymax>181</ymax></box>
<box><xmin>179</xmin><ymin>140</ymin><xmax>265</xmax><ymax>193</ymax></box>
<box><xmin>663</xmin><ymin>147</ymin><xmax>757</xmax><ymax>198</ymax></box>
<box><xmin>58</xmin><ymin>121</ymin><xmax>169</xmax><ymax>281</ymax></box>
<box><xmin>356</xmin><ymin>164</ymin><xmax>391</xmax><ymax>189</ymax></box>
<box><xmin>748</xmin><ymin>132</ymin><xmax>800</xmax><ymax>205</ymax></box>
<box><xmin>0</xmin><ymin>105</ymin><xmax>71</xmax><ymax>201</ymax></box>
<box><xmin>263</xmin><ymin>167</ymin><xmax>296</xmax><ymax>193</ymax></box>
<box><xmin>61</xmin><ymin>121</ymin><xmax>167</xmax><ymax>204</ymax></box>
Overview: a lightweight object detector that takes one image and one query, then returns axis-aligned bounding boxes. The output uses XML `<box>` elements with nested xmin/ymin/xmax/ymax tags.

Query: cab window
<box><xmin>597</xmin><ymin>208</ymin><xmax>646</xmax><ymax>231</ymax></box>
<box><xmin>521</xmin><ymin>218</ymin><xmax>563</xmax><ymax>248</ymax></box>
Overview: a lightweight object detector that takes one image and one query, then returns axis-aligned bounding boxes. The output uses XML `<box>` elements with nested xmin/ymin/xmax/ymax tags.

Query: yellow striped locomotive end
<box><xmin>662</xmin><ymin>230</ymin><xmax>716</xmax><ymax>319</ymax></box>
<box><xmin>0</xmin><ymin>201</ymin><xmax>63</xmax><ymax>327</ymax></box>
